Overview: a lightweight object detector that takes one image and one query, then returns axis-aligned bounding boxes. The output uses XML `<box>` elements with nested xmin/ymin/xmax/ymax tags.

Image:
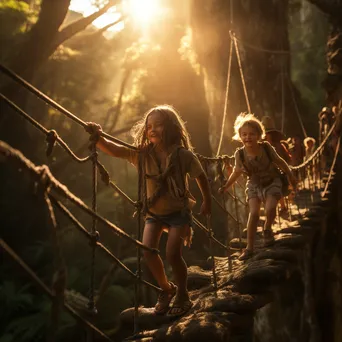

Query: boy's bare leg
<box><xmin>246</xmin><ymin>198</ymin><xmax>261</xmax><ymax>251</ymax></box>
<box><xmin>142</xmin><ymin>222</ymin><xmax>171</xmax><ymax>291</ymax></box>
<box><xmin>166</xmin><ymin>225</ymin><xmax>190</xmax><ymax>298</ymax></box>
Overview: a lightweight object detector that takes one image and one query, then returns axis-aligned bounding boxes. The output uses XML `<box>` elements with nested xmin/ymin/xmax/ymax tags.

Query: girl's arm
<box><xmin>87</xmin><ymin>122</ymin><xmax>132</xmax><ymax>160</ymax></box>
<box><xmin>96</xmin><ymin>136</ymin><xmax>132</xmax><ymax>159</ymax></box>
<box><xmin>219</xmin><ymin>170</ymin><xmax>243</xmax><ymax>193</ymax></box>
<box><xmin>195</xmin><ymin>172</ymin><xmax>212</xmax><ymax>216</ymax></box>
<box><xmin>273</xmin><ymin>153</ymin><xmax>297</xmax><ymax>187</ymax></box>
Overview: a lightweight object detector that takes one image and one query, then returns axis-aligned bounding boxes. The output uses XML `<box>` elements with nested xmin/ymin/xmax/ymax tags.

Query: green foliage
<box><xmin>289</xmin><ymin>0</ymin><xmax>329</xmax><ymax>134</ymax></box>
<box><xmin>0</xmin><ymin>0</ymin><xmax>34</xmax><ymax>61</ymax></box>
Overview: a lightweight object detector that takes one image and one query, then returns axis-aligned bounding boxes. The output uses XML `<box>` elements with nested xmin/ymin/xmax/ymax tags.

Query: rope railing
<box><xmin>1</xmin><ymin>94</ymin><xmax>93</xmax><ymax>162</ymax></box>
<box><xmin>1</xmin><ymin>58</ymin><xmax>340</xmax><ymax>340</ymax></box>
<box><xmin>1</xmin><ymin>91</ymin><xmax>239</xmax><ymax>258</ymax></box>
<box><xmin>292</xmin><ymin>120</ymin><xmax>337</xmax><ymax>170</ymax></box>
<box><xmin>322</xmin><ymin>135</ymin><xmax>340</xmax><ymax>197</ymax></box>
<box><xmin>50</xmin><ymin>194</ymin><xmax>161</xmax><ymax>291</ymax></box>
<box><xmin>1</xmin><ymin>90</ymin><xmax>238</xmax><ymax>276</ymax></box>
<box><xmin>0</xmin><ymin>239</ymin><xmax>115</xmax><ymax>342</ymax></box>
<box><xmin>0</xmin><ymin>63</ymin><xmax>136</xmax><ymax>150</ymax></box>
<box><xmin>0</xmin><ymin>141</ymin><xmax>158</xmax><ymax>255</ymax></box>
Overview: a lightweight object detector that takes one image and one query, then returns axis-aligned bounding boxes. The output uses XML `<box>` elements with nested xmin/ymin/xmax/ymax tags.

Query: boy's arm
<box><xmin>195</xmin><ymin>172</ymin><xmax>212</xmax><ymax>216</ymax></box>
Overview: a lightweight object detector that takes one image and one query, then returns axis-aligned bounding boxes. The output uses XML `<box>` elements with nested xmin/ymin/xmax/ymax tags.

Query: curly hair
<box><xmin>232</xmin><ymin>112</ymin><xmax>265</xmax><ymax>141</ymax></box>
<box><xmin>130</xmin><ymin>105</ymin><xmax>193</xmax><ymax>151</ymax></box>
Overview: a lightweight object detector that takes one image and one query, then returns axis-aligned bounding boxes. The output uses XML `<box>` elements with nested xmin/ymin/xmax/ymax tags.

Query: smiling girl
<box><xmin>86</xmin><ymin>105</ymin><xmax>211</xmax><ymax>316</ymax></box>
<box><xmin>219</xmin><ymin>113</ymin><xmax>297</xmax><ymax>260</ymax></box>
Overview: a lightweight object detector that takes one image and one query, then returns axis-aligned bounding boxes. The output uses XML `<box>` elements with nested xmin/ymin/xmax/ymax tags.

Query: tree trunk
<box><xmin>190</xmin><ymin>0</ymin><xmax>306</xmax><ymax>150</ymax></box>
<box><xmin>308</xmin><ymin>0</ymin><xmax>342</xmax><ymax>106</ymax></box>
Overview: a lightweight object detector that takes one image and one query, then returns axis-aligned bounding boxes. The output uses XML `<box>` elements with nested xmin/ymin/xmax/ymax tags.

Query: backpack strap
<box><xmin>262</xmin><ymin>142</ymin><xmax>284</xmax><ymax>175</ymax></box>
<box><xmin>262</xmin><ymin>142</ymin><xmax>273</xmax><ymax>163</ymax></box>
<box><xmin>238</xmin><ymin>147</ymin><xmax>250</xmax><ymax>176</ymax></box>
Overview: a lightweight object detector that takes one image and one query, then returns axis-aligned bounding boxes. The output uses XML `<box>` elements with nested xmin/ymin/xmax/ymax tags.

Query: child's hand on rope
<box><xmin>85</xmin><ymin>122</ymin><xmax>102</xmax><ymax>143</ymax></box>
<box><xmin>218</xmin><ymin>182</ymin><xmax>229</xmax><ymax>194</ymax></box>
<box><xmin>199</xmin><ymin>200</ymin><xmax>211</xmax><ymax>216</ymax></box>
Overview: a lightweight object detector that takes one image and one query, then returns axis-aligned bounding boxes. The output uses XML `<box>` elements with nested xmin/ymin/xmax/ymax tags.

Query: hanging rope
<box><xmin>216</xmin><ymin>38</ymin><xmax>234</xmax><ymax>156</ymax></box>
<box><xmin>233</xmin><ymin>34</ymin><xmax>324</xmax><ymax>55</ymax></box>
<box><xmin>280</xmin><ymin>48</ymin><xmax>286</xmax><ymax>133</ymax></box>
<box><xmin>206</xmin><ymin>215</ymin><xmax>218</xmax><ymax>297</ymax></box>
<box><xmin>286</xmin><ymin>75</ymin><xmax>308</xmax><ymax>138</ymax></box>
<box><xmin>322</xmin><ymin>134</ymin><xmax>340</xmax><ymax>198</ymax></box>
<box><xmin>231</xmin><ymin>32</ymin><xmax>252</xmax><ymax>113</ymax></box>
<box><xmin>87</xmin><ymin>137</ymin><xmax>99</xmax><ymax>316</ymax></box>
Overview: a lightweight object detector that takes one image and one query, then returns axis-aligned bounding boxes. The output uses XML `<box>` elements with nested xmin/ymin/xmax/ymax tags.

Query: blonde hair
<box><xmin>232</xmin><ymin>112</ymin><xmax>265</xmax><ymax>141</ymax></box>
<box><xmin>303</xmin><ymin>137</ymin><xmax>316</xmax><ymax>148</ymax></box>
<box><xmin>131</xmin><ymin>104</ymin><xmax>193</xmax><ymax>151</ymax></box>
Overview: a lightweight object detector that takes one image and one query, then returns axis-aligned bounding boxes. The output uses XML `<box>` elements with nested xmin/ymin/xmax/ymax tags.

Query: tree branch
<box><xmin>55</xmin><ymin>0</ymin><xmax>120</xmax><ymax>46</ymax></box>
<box><xmin>97</xmin><ymin>15</ymin><xmax>125</xmax><ymax>35</ymax></box>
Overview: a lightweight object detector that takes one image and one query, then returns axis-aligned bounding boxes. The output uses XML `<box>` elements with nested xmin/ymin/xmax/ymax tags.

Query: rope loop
<box><xmin>34</xmin><ymin>165</ymin><xmax>51</xmax><ymax>195</ymax></box>
<box><xmin>133</xmin><ymin>201</ymin><xmax>144</xmax><ymax>218</ymax></box>
<box><xmin>89</xmin><ymin>231</ymin><xmax>100</xmax><ymax>248</ymax></box>
<box><xmin>46</xmin><ymin>130</ymin><xmax>58</xmax><ymax>157</ymax></box>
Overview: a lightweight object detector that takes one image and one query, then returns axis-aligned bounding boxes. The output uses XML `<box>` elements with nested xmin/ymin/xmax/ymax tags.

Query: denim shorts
<box><xmin>145</xmin><ymin>210</ymin><xmax>193</xmax><ymax>228</ymax></box>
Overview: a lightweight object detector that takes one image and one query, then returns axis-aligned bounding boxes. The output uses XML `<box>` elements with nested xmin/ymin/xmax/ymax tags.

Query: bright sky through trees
<box><xmin>70</xmin><ymin>0</ymin><xmax>164</xmax><ymax>32</ymax></box>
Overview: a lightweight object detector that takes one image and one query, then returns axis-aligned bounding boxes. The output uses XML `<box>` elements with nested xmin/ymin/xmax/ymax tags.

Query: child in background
<box><xmin>86</xmin><ymin>105</ymin><xmax>211</xmax><ymax>316</ymax></box>
<box><xmin>289</xmin><ymin>135</ymin><xmax>305</xmax><ymax>166</ymax></box>
<box><xmin>219</xmin><ymin>113</ymin><xmax>297</xmax><ymax>260</ymax></box>
<box><xmin>262</xmin><ymin>116</ymin><xmax>292</xmax><ymax>216</ymax></box>
<box><xmin>303</xmin><ymin>137</ymin><xmax>316</xmax><ymax>161</ymax></box>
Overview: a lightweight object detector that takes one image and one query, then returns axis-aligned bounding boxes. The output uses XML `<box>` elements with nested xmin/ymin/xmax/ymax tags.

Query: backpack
<box><xmin>238</xmin><ymin>143</ymin><xmax>290</xmax><ymax>196</ymax></box>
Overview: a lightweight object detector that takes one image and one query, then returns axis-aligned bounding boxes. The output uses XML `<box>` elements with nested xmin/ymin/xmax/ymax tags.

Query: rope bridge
<box><xmin>0</xmin><ymin>62</ymin><xmax>340</xmax><ymax>341</ymax></box>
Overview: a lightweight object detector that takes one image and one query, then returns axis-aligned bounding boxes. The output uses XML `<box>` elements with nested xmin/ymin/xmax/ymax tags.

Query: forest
<box><xmin>0</xmin><ymin>0</ymin><xmax>341</xmax><ymax>341</ymax></box>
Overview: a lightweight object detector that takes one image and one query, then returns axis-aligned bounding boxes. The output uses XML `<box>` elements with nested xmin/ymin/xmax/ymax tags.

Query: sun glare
<box><xmin>70</xmin><ymin>0</ymin><xmax>165</xmax><ymax>33</ymax></box>
<box><xmin>125</xmin><ymin>0</ymin><xmax>164</xmax><ymax>26</ymax></box>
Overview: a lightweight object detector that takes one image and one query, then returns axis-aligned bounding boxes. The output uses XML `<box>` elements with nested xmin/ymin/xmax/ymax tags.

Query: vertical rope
<box><xmin>207</xmin><ymin>215</ymin><xmax>218</xmax><ymax>297</ymax></box>
<box><xmin>134</xmin><ymin>152</ymin><xmax>143</xmax><ymax>334</ymax></box>
<box><xmin>217</xmin><ymin>160</ymin><xmax>232</xmax><ymax>272</ymax></box>
<box><xmin>87</xmin><ymin>144</ymin><xmax>98</xmax><ymax>342</ymax></box>
<box><xmin>216</xmin><ymin>38</ymin><xmax>234</xmax><ymax>156</ymax></box>
<box><xmin>230</xmin><ymin>0</ymin><xmax>234</xmax><ymax>26</ymax></box>
<box><xmin>44</xmin><ymin>185</ymin><xmax>66</xmax><ymax>342</ymax></box>
<box><xmin>286</xmin><ymin>75</ymin><xmax>307</xmax><ymax>138</ymax></box>
<box><xmin>232</xmin><ymin>184</ymin><xmax>242</xmax><ymax>251</ymax></box>
<box><xmin>281</xmin><ymin>52</ymin><xmax>286</xmax><ymax>133</ymax></box>
<box><xmin>322</xmin><ymin>134</ymin><xmax>341</xmax><ymax>198</ymax></box>
<box><xmin>231</xmin><ymin>33</ymin><xmax>251</xmax><ymax>113</ymax></box>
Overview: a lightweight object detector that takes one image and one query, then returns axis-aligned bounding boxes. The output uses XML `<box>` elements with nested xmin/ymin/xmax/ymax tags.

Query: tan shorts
<box><xmin>246</xmin><ymin>177</ymin><xmax>282</xmax><ymax>202</ymax></box>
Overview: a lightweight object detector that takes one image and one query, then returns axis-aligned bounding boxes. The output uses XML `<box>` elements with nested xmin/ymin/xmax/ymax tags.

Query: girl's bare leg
<box><xmin>246</xmin><ymin>197</ymin><xmax>261</xmax><ymax>251</ymax></box>
<box><xmin>264</xmin><ymin>195</ymin><xmax>278</xmax><ymax>231</ymax></box>
<box><xmin>166</xmin><ymin>225</ymin><xmax>190</xmax><ymax>297</ymax></box>
<box><xmin>142</xmin><ymin>222</ymin><xmax>171</xmax><ymax>291</ymax></box>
